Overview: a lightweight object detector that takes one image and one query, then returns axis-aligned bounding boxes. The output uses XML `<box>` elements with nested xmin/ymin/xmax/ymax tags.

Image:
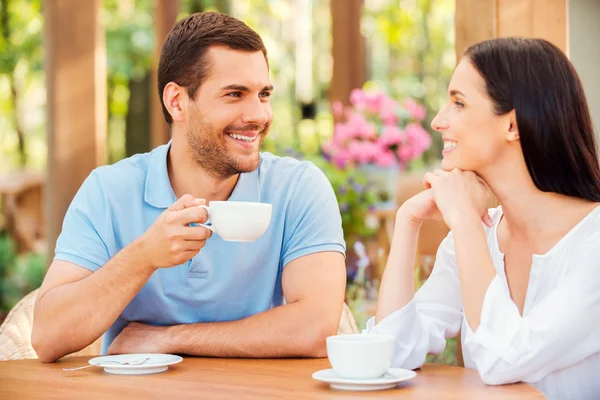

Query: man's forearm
<box><xmin>166</xmin><ymin>300</ymin><xmax>338</xmax><ymax>358</ymax></box>
<box><xmin>33</xmin><ymin>239</ymin><xmax>155</xmax><ymax>362</ymax></box>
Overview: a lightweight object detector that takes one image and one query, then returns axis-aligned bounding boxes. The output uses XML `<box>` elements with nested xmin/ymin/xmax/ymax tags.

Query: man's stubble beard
<box><xmin>185</xmin><ymin>109</ymin><xmax>268</xmax><ymax>179</ymax></box>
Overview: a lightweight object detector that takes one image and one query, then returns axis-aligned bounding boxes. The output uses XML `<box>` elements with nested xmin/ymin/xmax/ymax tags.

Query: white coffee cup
<box><xmin>197</xmin><ymin>201</ymin><xmax>272</xmax><ymax>242</ymax></box>
<box><xmin>326</xmin><ymin>334</ymin><xmax>395</xmax><ymax>380</ymax></box>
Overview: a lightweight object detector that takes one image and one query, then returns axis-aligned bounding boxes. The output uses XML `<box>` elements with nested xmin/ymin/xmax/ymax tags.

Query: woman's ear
<box><xmin>506</xmin><ymin>110</ymin><xmax>520</xmax><ymax>142</ymax></box>
<box><xmin>163</xmin><ymin>82</ymin><xmax>187</xmax><ymax>123</ymax></box>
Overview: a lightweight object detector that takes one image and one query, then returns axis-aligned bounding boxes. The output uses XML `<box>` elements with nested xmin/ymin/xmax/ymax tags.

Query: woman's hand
<box><xmin>423</xmin><ymin>169</ymin><xmax>493</xmax><ymax>230</ymax></box>
<box><xmin>398</xmin><ymin>188</ymin><xmax>444</xmax><ymax>226</ymax></box>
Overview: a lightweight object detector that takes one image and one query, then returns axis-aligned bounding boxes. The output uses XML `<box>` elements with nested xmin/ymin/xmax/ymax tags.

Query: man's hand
<box><xmin>107</xmin><ymin>322</ymin><xmax>172</xmax><ymax>355</ymax></box>
<box><xmin>137</xmin><ymin>194</ymin><xmax>213</xmax><ymax>269</ymax></box>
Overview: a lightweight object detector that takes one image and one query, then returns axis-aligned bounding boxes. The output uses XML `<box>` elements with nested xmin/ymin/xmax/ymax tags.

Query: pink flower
<box><xmin>321</xmin><ymin>140</ymin><xmax>336</xmax><ymax>156</ymax></box>
<box><xmin>379</xmin><ymin>126</ymin><xmax>405</xmax><ymax>146</ymax></box>
<box><xmin>345</xmin><ymin>140</ymin><xmax>380</xmax><ymax>165</ymax></box>
<box><xmin>404</xmin><ymin>99</ymin><xmax>427</xmax><ymax>121</ymax></box>
<box><xmin>397</xmin><ymin>146</ymin><xmax>415</xmax><ymax>163</ymax></box>
<box><xmin>333</xmin><ymin>123</ymin><xmax>351</xmax><ymax>146</ymax></box>
<box><xmin>350</xmin><ymin>89</ymin><xmax>367</xmax><ymax>110</ymax></box>
<box><xmin>373</xmin><ymin>149</ymin><xmax>397</xmax><ymax>167</ymax></box>
<box><xmin>363</xmin><ymin>141</ymin><xmax>383</xmax><ymax>163</ymax></box>
<box><xmin>346</xmin><ymin>113</ymin><xmax>376</xmax><ymax>139</ymax></box>
<box><xmin>381</xmin><ymin>111</ymin><xmax>398</xmax><ymax>126</ymax></box>
<box><xmin>332</xmin><ymin>101</ymin><xmax>344</xmax><ymax>119</ymax></box>
<box><xmin>364</xmin><ymin>92</ymin><xmax>385</xmax><ymax>115</ymax></box>
<box><xmin>332</xmin><ymin>149</ymin><xmax>352</xmax><ymax>168</ymax></box>
<box><xmin>405</xmin><ymin>123</ymin><xmax>432</xmax><ymax>153</ymax></box>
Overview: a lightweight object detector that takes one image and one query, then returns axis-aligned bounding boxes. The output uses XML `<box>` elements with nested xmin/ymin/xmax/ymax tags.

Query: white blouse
<box><xmin>365</xmin><ymin>206</ymin><xmax>600</xmax><ymax>400</ymax></box>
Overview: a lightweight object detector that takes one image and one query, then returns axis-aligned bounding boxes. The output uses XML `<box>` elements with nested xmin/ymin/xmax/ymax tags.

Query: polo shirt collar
<box><xmin>144</xmin><ymin>142</ymin><xmax>177</xmax><ymax>208</ymax></box>
<box><xmin>144</xmin><ymin>141</ymin><xmax>263</xmax><ymax>208</ymax></box>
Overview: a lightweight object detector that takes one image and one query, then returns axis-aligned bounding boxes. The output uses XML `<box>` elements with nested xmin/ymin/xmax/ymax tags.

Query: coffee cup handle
<box><xmin>195</xmin><ymin>205</ymin><xmax>214</xmax><ymax>232</ymax></box>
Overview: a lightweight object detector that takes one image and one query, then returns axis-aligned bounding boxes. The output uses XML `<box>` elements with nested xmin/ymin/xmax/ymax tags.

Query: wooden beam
<box><xmin>496</xmin><ymin>0</ymin><xmax>568</xmax><ymax>55</ymax></box>
<box><xmin>455</xmin><ymin>0</ymin><xmax>568</xmax><ymax>60</ymax></box>
<box><xmin>44</xmin><ymin>0</ymin><xmax>106</xmax><ymax>261</ymax></box>
<box><xmin>455</xmin><ymin>0</ymin><xmax>496</xmax><ymax>60</ymax></box>
<box><xmin>330</xmin><ymin>0</ymin><xmax>366</xmax><ymax>105</ymax></box>
<box><xmin>150</xmin><ymin>0</ymin><xmax>180</xmax><ymax>149</ymax></box>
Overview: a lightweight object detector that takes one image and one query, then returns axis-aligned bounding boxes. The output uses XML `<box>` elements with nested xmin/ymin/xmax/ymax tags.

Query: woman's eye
<box><xmin>454</xmin><ymin>101</ymin><xmax>464</xmax><ymax>108</ymax></box>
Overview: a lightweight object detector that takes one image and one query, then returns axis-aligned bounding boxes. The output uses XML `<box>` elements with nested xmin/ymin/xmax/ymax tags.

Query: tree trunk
<box><xmin>126</xmin><ymin>73</ymin><xmax>151</xmax><ymax>157</ymax></box>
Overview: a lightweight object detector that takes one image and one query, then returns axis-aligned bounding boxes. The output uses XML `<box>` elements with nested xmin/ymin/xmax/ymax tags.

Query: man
<box><xmin>32</xmin><ymin>12</ymin><xmax>346</xmax><ymax>362</ymax></box>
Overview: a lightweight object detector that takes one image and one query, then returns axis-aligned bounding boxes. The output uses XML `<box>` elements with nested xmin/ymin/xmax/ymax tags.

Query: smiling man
<box><xmin>32</xmin><ymin>12</ymin><xmax>346</xmax><ymax>362</ymax></box>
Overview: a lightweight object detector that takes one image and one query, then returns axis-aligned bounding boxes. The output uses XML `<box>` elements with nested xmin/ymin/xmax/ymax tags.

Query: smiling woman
<box><xmin>370</xmin><ymin>37</ymin><xmax>600</xmax><ymax>400</ymax></box>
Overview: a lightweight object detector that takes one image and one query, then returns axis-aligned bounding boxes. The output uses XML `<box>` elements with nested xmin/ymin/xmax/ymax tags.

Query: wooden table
<box><xmin>0</xmin><ymin>356</ymin><xmax>544</xmax><ymax>399</ymax></box>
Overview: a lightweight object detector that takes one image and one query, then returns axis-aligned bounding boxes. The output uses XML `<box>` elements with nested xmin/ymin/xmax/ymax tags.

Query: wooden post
<box><xmin>330</xmin><ymin>0</ymin><xmax>366</xmax><ymax>105</ymax></box>
<box><xmin>496</xmin><ymin>0</ymin><xmax>568</xmax><ymax>55</ymax></box>
<box><xmin>44</xmin><ymin>0</ymin><xmax>106</xmax><ymax>261</ymax></box>
<box><xmin>455</xmin><ymin>0</ymin><xmax>496</xmax><ymax>60</ymax></box>
<box><xmin>150</xmin><ymin>0</ymin><xmax>180</xmax><ymax>149</ymax></box>
<box><xmin>455</xmin><ymin>0</ymin><xmax>568</xmax><ymax>61</ymax></box>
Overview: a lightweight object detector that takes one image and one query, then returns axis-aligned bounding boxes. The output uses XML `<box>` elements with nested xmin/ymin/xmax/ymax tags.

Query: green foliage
<box><xmin>0</xmin><ymin>0</ymin><xmax>44</xmax><ymax>170</ymax></box>
<box><xmin>0</xmin><ymin>232</ymin><xmax>45</xmax><ymax>313</ymax></box>
<box><xmin>314</xmin><ymin>158</ymin><xmax>382</xmax><ymax>241</ymax></box>
<box><xmin>0</xmin><ymin>0</ymin><xmax>43</xmax><ymax>75</ymax></box>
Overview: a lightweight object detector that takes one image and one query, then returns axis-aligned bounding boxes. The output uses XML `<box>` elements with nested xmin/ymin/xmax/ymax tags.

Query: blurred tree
<box><xmin>103</xmin><ymin>0</ymin><xmax>154</xmax><ymax>161</ymax></box>
<box><xmin>0</xmin><ymin>0</ymin><xmax>43</xmax><ymax>168</ymax></box>
<box><xmin>186</xmin><ymin>0</ymin><xmax>231</xmax><ymax>14</ymax></box>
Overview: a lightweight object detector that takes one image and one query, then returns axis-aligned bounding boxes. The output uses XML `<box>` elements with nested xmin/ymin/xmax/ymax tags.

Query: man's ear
<box><xmin>163</xmin><ymin>82</ymin><xmax>187</xmax><ymax>123</ymax></box>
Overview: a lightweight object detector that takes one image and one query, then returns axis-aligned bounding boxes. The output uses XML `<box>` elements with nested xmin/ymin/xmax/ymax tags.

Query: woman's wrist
<box><xmin>448</xmin><ymin>208</ymin><xmax>482</xmax><ymax>233</ymax></box>
<box><xmin>396</xmin><ymin>205</ymin><xmax>424</xmax><ymax>230</ymax></box>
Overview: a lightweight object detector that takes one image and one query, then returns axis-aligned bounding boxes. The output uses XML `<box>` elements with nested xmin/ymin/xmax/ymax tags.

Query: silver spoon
<box><xmin>62</xmin><ymin>357</ymin><xmax>151</xmax><ymax>371</ymax></box>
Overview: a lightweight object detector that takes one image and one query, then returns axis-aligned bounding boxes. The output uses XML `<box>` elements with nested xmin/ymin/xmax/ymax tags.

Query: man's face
<box><xmin>185</xmin><ymin>46</ymin><xmax>273</xmax><ymax>179</ymax></box>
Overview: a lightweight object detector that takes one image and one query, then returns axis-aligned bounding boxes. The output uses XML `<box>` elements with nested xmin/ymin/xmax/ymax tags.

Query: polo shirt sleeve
<box><xmin>53</xmin><ymin>170</ymin><xmax>111</xmax><ymax>272</ymax></box>
<box><xmin>281</xmin><ymin>162</ymin><xmax>346</xmax><ymax>268</ymax></box>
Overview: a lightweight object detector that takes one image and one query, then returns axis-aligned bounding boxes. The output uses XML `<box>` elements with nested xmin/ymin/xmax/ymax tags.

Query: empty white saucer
<box><xmin>312</xmin><ymin>368</ymin><xmax>417</xmax><ymax>391</ymax></box>
<box><xmin>88</xmin><ymin>354</ymin><xmax>183</xmax><ymax>375</ymax></box>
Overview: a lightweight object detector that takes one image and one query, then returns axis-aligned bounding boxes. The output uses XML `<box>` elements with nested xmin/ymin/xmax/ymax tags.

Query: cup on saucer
<box><xmin>326</xmin><ymin>333</ymin><xmax>395</xmax><ymax>380</ymax></box>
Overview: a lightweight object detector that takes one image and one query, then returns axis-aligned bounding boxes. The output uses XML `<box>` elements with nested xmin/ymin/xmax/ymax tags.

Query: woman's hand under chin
<box><xmin>422</xmin><ymin>169</ymin><xmax>493</xmax><ymax>230</ymax></box>
<box><xmin>398</xmin><ymin>188</ymin><xmax>444</xmax><ymax>226</ymax></box>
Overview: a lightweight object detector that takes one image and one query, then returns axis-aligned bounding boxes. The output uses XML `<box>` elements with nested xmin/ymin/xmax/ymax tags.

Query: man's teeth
<box><xmin>228</xmin><ymin>133</ymin><xmax>256</xmax><ymax>142</ymax></box>
<box><xmin>444</xmin><ymin>141</ymin><xmax>456</xmax><ymax>151</ymax></box>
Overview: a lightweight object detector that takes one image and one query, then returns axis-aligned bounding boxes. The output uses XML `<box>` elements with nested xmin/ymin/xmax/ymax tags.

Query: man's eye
<box><xmin>259</xmin><ymin>92</ymin><xmax>271</xmax><ymax>98</ymax></box>
<box><xmin>226</xmin><ymin>92</ymin><xmax>242</xmax><ymax>98</ymax></box>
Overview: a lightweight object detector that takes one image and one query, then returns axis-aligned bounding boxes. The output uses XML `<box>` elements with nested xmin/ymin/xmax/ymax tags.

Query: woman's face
<box><xmin>431</xmin><ymin>59</ymin><xmax>516</xmax><ymax>172</ymax></box>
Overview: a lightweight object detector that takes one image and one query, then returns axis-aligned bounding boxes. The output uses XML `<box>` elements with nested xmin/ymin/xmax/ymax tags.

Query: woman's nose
<box><xmin>430</xmin><ymin>111</ymin><xmax>449</xmax><ymax>132</ymax></box>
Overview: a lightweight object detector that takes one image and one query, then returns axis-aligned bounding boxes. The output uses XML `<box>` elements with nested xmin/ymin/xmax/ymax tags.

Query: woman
<box><xmin>368</xmin><ymin>37</ymin><xmax>600</xmax><ymax>399</ymax></box>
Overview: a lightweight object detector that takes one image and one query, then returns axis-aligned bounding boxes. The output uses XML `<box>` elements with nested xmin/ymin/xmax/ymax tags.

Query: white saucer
<box><xmin>88</xmin><ymin>354</ymin><xmax>183</xmax><ymax>375</ymax></box>
<box><xmin>312</xmin><ymin>368</ymin><xmax>417</xmax><ymax>391</ymax></box>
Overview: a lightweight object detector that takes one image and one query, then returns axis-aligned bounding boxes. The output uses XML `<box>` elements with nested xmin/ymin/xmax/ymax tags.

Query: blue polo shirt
<box><xmin>54</xmin><ymin>143</ymin><xmax>346</xmax><ymax>354</ymax></box>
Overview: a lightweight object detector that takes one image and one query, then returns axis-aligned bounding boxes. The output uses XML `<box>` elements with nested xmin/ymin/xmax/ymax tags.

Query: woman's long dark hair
<box><xmin>465</xmin><ymin>37</ymin><xmax>600</xmax><ymax>202</ymax></box>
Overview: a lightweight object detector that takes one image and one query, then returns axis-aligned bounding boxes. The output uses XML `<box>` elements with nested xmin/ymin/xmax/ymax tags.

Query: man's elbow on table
<box><xmin>31</xmin><ymin>320</ymin><xmax>82</xmax><ymax>363</ymax></box>
<box><xmin>295</xmin><ymin>311</ymin><xmax>340</xmax><ymax>358</ymax></box>
<box><xmin>31</xmin><ymin>328</ymin><xmax>62</xmax><ymax>363</ymax></box>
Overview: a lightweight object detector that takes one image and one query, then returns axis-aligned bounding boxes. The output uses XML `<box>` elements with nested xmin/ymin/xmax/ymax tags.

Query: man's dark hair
<box><xmin>158</xmin><ymin>12</ymin><xmax>268</xmax><ymax>124</ymax></box>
